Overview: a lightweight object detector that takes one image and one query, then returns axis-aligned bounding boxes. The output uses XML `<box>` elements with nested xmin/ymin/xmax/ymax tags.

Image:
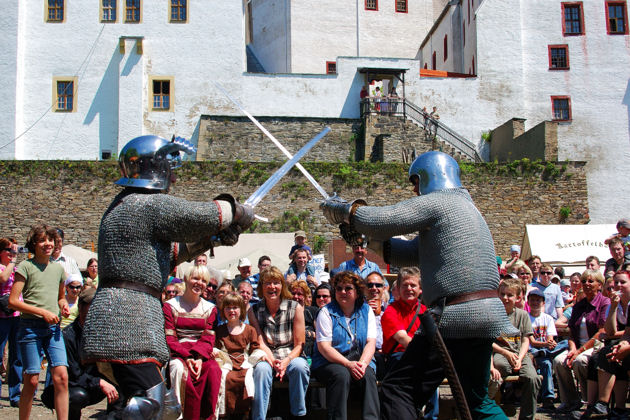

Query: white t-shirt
<box><xmin>316</xmin><ymin>306</ymin><xmax>377</xmax><ymax>343</ymax></box>
<box><xmin>529</xmin><ymin>312</ymin><xmax>557</xmax><ymax>345</ymax></box>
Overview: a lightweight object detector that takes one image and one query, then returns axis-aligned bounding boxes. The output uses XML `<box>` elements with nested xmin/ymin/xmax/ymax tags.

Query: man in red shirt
<box><xmin>381</xmin><ymin>267</ymin><xmax>438</xmax><ymax>420</ymax></box>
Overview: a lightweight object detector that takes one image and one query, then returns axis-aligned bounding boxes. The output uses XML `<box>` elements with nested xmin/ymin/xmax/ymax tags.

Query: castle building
<box><xmin>1</xmin><ymin>0</ymin><xmax>628</xmax><ymax>222</ymax></box>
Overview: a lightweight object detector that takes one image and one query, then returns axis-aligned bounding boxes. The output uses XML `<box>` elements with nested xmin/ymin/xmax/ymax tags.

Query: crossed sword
<box><xmin>215</xmin><ymin>84</ymin><xmax>472</xmax><ymax>420</ymax></box>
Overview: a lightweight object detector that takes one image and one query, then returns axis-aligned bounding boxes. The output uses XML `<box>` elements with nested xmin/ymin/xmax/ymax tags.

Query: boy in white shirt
<box><xmin>528</xmin><ymin>288</ymin><xmax>568</xmax><ymax>411</ymax></box>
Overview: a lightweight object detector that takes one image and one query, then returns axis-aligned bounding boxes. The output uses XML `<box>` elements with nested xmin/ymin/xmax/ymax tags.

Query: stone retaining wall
<box><xmin>0</xmin><ymin>161</ymin><xmax>588</xmax><ymax>263</ymax></box>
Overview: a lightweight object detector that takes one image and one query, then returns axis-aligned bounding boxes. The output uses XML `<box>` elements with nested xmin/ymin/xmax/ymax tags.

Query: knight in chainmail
<box><xmin>321</xmin><ymin>151</ymin><xmax>517</xmax><ymax>420</ymax></box>
<box><xmin>81</xmin><ymin>135</ymin><xmax>253</xmax><ymax>420</ymax></box>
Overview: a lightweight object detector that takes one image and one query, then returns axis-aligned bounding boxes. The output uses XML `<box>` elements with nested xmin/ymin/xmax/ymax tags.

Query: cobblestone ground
<box><xmin>0</xmin><ymin>379</ymin><xmax>591</xmax><ymax>420</ymax></box>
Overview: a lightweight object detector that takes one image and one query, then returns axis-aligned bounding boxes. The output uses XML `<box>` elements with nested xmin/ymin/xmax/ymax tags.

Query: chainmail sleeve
<box><xmin>353</xmin><ymin>188</ymin><xmax>517</xmax><ymax>339</ymax></box>
<box><xmin>82</xmin><ymin>190</ymin><xmax>231</xmax><ymax>365</ymax></box>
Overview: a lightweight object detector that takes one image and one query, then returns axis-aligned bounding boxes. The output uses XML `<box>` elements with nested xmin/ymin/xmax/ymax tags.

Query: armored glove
<box><xmin>217</xmin><ymin>224</ymin><xmax>242</xmax><ymax>247</ymax></box>
<box><xmin>320</xmin><ymin>194</ymin><xmax>367</xmax><ymax>225</ymax></box>
<box><xmin>214</xmin><ymin>193</ymin><xmax>254</xmax><ymax>230</ymax></box>
<box><xmin>234</xmin><ymin>202</ymin><xmax>255</xmax><ymax>230</ymax></box>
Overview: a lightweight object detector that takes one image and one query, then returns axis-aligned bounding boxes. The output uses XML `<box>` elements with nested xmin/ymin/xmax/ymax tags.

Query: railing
<box><xmin>360</xmin><ymin>98</ymin><xmax>483</xmax><ymax>162</ymax></box>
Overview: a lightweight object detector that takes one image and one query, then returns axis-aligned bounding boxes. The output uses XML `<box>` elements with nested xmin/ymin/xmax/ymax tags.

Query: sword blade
<box><xmin>244</xmin><ymin>127</ymin><xmax>331</xmax><ymax>208</ymax></box>
<box><xmin>214</xmin><ymin>82</ymin><xmax>330</xmax><ymax>200</ymax></box>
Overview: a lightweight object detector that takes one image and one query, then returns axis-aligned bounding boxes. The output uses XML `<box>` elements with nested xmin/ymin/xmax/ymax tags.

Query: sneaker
<box><xmin>557</xmin><ymin>401</ymin><xmax>583</xmax><ymax>414</ymax></box>
<box><xmin>609</xmin><ymin>407</ymin><xmax>628</xmax><ymax>420</ymax></box>
<box><xmin>580</xmin><ymin>401</ymin><xmax>608</xmax><ymax>419</ymax></box>
<box><xmin>541</xmin><ymin>398</ymin><xmax>556</xmax><ymax>411</ymax></box>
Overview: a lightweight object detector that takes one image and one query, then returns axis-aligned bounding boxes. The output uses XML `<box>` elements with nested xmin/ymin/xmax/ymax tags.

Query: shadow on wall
<box><xmin>339</xmin><ymin>71</ymin><xmax>365</xmax><ymax>119</ymax></box>
<box><xmin>84</xmin><ymin>47</ymin><xmax>121</xmax><ymax>160</ymax></box>
<box><xmin>623</xmin><ymin>78</ymin><xmax>630</xmax><ymax>144</ymax></box>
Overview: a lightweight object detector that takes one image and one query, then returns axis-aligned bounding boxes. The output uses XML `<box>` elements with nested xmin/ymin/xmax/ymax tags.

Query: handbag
<box><xmin>0</xmin><ymin>295</ymin><xmax>13</xmax><ymax>316</ymax></box>
<box><xmin>376</xmin><ymin>300</ymin><xmax>422</xmax><ymax>380</ymax></box>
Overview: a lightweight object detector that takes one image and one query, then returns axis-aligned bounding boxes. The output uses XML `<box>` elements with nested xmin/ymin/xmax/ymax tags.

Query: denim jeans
<box><xmin>0</xmin><ymin>316</ymin><xmax>22</xmax><ymax>403</ymax></box>
<box><xmin>530</xmin><ymin>339</ymin><xmax>568</xmax><ymax>400</ymax></box>
<box><xmin>17</xmin><ymin>318</ymin><xmax>67</xmax><ymax>374</ymax></box>
<box><xmin>252</xmin><ymin>358</ymin><xmax>310</xmax><ymax>419</ymax></box>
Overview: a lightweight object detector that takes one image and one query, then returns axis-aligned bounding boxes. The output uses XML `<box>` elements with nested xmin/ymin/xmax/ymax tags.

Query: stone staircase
<box><xmin>363</xmin><ymin>114</ymin><xmax>476</xmax><ymax>163</ymax></box>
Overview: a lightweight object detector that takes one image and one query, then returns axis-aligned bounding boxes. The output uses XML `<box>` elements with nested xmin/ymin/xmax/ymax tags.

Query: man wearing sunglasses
<box><xmin>531</xmin><ymin>263</ymin><xmax>565</xmax><ymax>320</ymax></box>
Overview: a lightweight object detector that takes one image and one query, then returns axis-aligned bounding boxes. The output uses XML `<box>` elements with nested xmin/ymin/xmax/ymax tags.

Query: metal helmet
<box><xmin>115</xmin><ymin>135</ymin><xmax>196</xmax><ymax>191</ymax></box>
<box><xmin>408</xmin><ymin>151</ymin><xmax>462</xmax><ymax>195</ymax></box>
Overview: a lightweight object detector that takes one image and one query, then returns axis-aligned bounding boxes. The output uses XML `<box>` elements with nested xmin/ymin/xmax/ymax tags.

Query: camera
<box><xmin>17</xmin><ymin>246</ymin><xmax>29</xmax><ymax>254</ymax></box>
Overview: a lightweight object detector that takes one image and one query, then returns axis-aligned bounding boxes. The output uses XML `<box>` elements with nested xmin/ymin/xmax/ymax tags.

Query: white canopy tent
<box><xmin>61</xmin><ymin>244</ymin><xmax>97</xmax><ymax>271</ymax></box>
<box><xmin>175</xmin><ymin>232</ymin><xmax>295</xmax><ymax>280</ymax></box>
<box><xmin>520</xmin><ymin>224</ymin><xmax>615</xmax><ymax>275</ymax></box>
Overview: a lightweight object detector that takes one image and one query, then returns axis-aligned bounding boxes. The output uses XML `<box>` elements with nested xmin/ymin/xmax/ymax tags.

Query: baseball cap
<box><xmin>560</xmin><ymin>278</ymin><xmax>571</xmax><ymax>287</ymax></box>
<box><xmin>294</xmin><ymin>230</ymin><xmax>307</xmax><ymax>239</ymax></box>
<box><xmin>618</xmin><ymin>219</ymin><xmax>630</xmax><ymax>229</ymax></box>
<box><xmin>238</xmin><ymin>257</ymin><xmax>252</xmax><ymax>268</ymax></box>
<box><xmin>510</xmin><ymin>245</ymin><xmax>521</xmax><ymax>253</ymax></box>
<box><xmin>528</xmin><ymin>288</ymin><xmax>545</xmax><ymax>300</ymax></box>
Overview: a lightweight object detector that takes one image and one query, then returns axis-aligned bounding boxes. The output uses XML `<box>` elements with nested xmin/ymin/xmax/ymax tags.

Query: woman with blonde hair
<box><xmin>163</xmin><ymin>264</ymin><xmax>221</xmax><ymax>420</ymax></box>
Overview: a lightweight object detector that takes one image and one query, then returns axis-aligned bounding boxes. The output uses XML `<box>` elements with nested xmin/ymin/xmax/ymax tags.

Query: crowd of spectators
<box><xmin>3</xmin><ymin>220</ymin><xmax>630</xmax><ymax>419</ymax></box>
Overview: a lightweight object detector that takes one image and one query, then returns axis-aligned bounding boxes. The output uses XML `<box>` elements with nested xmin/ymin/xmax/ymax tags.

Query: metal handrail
<box><xmin>360</xmin><ymin>98</ymin><xmax>482</xmax><ymax>162</ymax></box>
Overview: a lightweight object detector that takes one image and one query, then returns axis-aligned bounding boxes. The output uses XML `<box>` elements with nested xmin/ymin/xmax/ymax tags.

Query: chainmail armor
<box><xmin>353</xmin><ymin>188</ymin><xmax>517</xmax><ymax>339</ymax></box>
<box><xmin>82</xmin><ymin>189</ymin><xmax>228</xmax><ymax>364</ymax></box>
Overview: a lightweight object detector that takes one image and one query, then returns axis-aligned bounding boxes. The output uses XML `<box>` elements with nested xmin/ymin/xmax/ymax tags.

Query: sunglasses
<box><xmin>316</xmin><ymin>294</ymin><xmax>331</xmax><ymax>299</ymax></box>
<box><xmin>68</xmin><ymin>285</ymin><xmax>82</xmax><ymax>290</ymax></box>
<box><xmin>366</xmin><ymin>282</ymin><xmax>384</xmax><ymax>288</ymax></box>
<box><xmin>335</xmin><ymin>286</ymin><xmax>355</xmax><ymax>293</ymax></box>
<box><xmin>540</xmin><ymin>271</ymin><xmax>553</xmax><ymax>275</ymax></box>
<box><xmin>1</xmin><ymin>248</ymin><xmax>17</xmax><ymax>254</ymax></box>
<box><xmin>206</xmin><ymin>284</ymin><xmax>218</xmax><ymax>290</ymax></box>
<box><xmin>165</xmin><ymin>290</ymin><xmax>178</xmax><ymax>295</ymax></box>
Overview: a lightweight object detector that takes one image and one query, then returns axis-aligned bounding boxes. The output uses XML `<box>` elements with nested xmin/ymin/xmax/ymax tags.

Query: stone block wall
<box><xmin>0</xmin><ymin>160</ymin><xmax>588</xmax><ymax>265</ymax></box>
<box><xmin>490</xmin><ymin>118</ymin><xmax>559</xmax><ymax>163</ymax></box>
<box><xmin>196</xmin><ymin>116</ymin><xmax>361</xmax><ymax>162</ymax></box>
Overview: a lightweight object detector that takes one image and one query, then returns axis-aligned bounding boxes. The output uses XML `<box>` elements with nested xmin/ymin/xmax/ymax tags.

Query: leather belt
<box><xmin>445</xmin><ymin>289</ymin><xmax>497</xmax><ymax>306</ymax></box>
<box><xmin>101</xmin><ymin>280</ymin><xmax>162</xmax><ymax>300</ymax></box>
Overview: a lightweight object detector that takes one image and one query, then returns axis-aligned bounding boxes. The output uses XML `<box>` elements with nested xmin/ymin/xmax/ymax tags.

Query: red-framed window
<box><xmin>551</xmin><ymin>96</ymin><xmax>572</xmax><ymax>121</ymax></box>
<box><xmin>152</xmin><ymin>80</ymin><xmax>170</xmax><ymax>110</ymax></box>
<box><xmin>443</xmin><ymin>35</ymin><xmax>448</xmax><ymax>61</ymax></box>
<box><xmin>396</xmin><ymin>0</ymin><xmax>407</xmax><ymax>13</ymax></box>
<box><xmin>365</xmin><ymin>0</ymin><xmax>378</xmax><ymax>11</ymax></box>
<box><xmin>606</xmin><ymin>1</ymin><xmax>628</xmax><ymax>34</ymax></box>
<box><xmin>562</xmin><ymin>2</ymin><xmax>584</xmax><ymax>35</ymax></box>
<box><xmin>432</xmin><ymin>52</ymin><xmax>436</xmax><ymax>70</ymax></box>
<box><xmin>326</xmin><ymin>61</ymin><xmax>337</xmax><ymax>75</ymax></box>
<box><xmin>548</xmin><ymin>45</ymin><xmax>570</xmax><ymax>69</ymax></box>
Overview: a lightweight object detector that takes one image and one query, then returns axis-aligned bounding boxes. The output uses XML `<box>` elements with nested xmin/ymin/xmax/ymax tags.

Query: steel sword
<box><xmin>214</xmin><ymin>82</ymin><xmax>330</xmax><ymax>200</ymax></box>
<box><xmin>244</xmin><ymin>126</ymin><xmax>331</xmax><ymax>209</ymax></box>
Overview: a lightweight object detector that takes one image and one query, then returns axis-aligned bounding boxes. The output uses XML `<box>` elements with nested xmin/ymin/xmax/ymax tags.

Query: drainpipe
<box><xmin>356</xmin><ymin>0</ymin><xmax>360</xmax><ymax>56</ymax></box>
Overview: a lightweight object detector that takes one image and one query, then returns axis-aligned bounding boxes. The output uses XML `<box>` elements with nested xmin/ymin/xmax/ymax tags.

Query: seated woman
<box><xmin>248</xmin><ymin>266</ymin><xmax>309</xmax><ymax>420</ymax></box>
<box><xmin>214</xmin><ymin>292</ymin><xmax>264</xmax><ymax>419</ymax></box>
<box><xmin>285</xmin><ymin>248</ymin><xmax>317</xmax><ymax>290</ymax></box>
<box><xmin>580</xmin><ymin>270</ymin><xmax>630</xmax><ymax>418</ymax></box>
<box><xmin>553</xmin><ymin>269</ymin><xmax>610</xmax><ymax>414</ymax></box>
<box><xmin>311</xmin><ymin>271</ymin><xmax>379</xmax><ymax>420</ymax></box>
<box><xmin>290</xmin><ymin>280</ymin><xmax>318</xmax><ymax>359</ymax></box>
<box><xmin>163</xmin><ymin>265</ymin><xmax>221</xmax><ymax>420</ymax></box>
